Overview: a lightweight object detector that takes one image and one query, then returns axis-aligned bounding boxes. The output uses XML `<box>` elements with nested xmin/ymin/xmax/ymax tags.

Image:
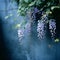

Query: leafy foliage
<box><xmin>15</xmin><ymin>0</ymin><xmax>60</xmax><ymax>16</ymax></box>
<box><xmin>54</xmin><ymin>38</ymin><xmax>60</xmax><ymax>43</ymax></box>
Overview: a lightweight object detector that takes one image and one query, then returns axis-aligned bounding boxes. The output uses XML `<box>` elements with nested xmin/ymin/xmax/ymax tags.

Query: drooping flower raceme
<box><xmin>17</xmin><ymin>29</ymin><xmax>24</xmax><ymax>41</ymax></box>
<box><xmin>37</xmin><ymin>14</ymin><xmax>48</xmax><ymax>39</ymax></box>
<box><xmin>37</xmin><ymin>20</ymin><xmax>45</xmax><ymax>39</ymax></box>
<box><xmin>49</xmin><ymin>19</ymin><xmax>56</xmax><ymax>38</ymax></box>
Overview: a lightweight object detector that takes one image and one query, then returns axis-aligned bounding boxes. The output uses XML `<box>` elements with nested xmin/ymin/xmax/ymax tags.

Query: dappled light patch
<box><xmin>48</xmin><ymin>44</ymin><xmax>52</xmax><ymax>48</ymax></box>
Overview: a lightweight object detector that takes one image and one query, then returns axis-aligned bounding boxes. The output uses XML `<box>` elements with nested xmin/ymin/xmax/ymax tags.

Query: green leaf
<box><xmin>17</xmin><ymin>9</ymin><xmax>21</xmax><ymax>13</ymax></box>
<box><xmin>36</xmin><ymin>0</ymin><xmax>41</xmax><ymax>5</ymax></box>
<box><xmin>54</xmin><ymin>38</ymin><xmax>60</xmax><ymax>43</ymax></box>
<box><xmin>21</xmin><ymin>7</ymin><xmax>25</xmax><ymax>10</ymax></box>
<box><xmin>15</xmin><ymin>24</ymin><xmax>21</xmax><ymax>28</ymax></box>
<box><xmin>5</xmin><ymin>16</ymin><xmax>9</xmax><ymax>19</ymax></box>
<box><xmin>51</xmin><ymin>6</ymin><xmax>60</xmax><ymax>10</ymax></box>
<box><xmin>29</xmin><ymin>1</ymin><xmax>35</xmax><ymax>7</ymax></box>
<box><xmin>24</xmin><ymin>0</ymin><xmax>29</xmax><ymax>3</ymax></box>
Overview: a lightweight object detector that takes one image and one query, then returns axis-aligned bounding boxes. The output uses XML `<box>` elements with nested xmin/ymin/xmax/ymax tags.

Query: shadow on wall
<box><xmin>0</xmin><ymin>18</ymin><xmax>11</xmax><ymax>60</ymax></box>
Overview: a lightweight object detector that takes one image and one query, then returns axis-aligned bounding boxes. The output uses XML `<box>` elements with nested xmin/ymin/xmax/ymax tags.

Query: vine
<box><xmin>5</xmin><ymin>0</ymin><xmax>60</xmax><ymax>42</ymax></box>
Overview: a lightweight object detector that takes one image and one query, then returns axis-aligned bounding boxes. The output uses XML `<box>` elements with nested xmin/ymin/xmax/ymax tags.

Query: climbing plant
<box><xmin>14</xmin><ymin>0</ymin><xmax>60</xmax><ymax>41</ymax></box>
<box><xmin>5</xmin><ymin>0</ymin><xmax>60</xmax><ymax>42</ymax></box>
<box><xmin>14</xmin><ymin>0</ymin><xmax>60</xmax><ymax>16</ymax></box>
